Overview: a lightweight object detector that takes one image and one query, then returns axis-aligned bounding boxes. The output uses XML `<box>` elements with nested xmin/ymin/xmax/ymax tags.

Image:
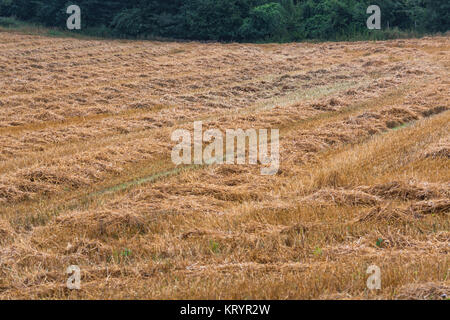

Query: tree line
<box><xmin>0</xmin><ymin>0</ymin><xmax>448</xmax><ymax>41</ymax></box>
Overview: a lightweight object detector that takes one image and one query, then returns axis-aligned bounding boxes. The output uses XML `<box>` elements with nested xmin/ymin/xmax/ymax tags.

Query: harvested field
<box><xmin>0</xmin><ymin>31</ymin><xmax>449</xmax><ymax>299</ymax></box>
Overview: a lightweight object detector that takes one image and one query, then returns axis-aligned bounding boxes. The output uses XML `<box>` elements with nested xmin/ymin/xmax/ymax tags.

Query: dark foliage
<box><xmin>0</xmin><ymin>0</ymin><xmax>448</xmax><ymax>41</ymax></box>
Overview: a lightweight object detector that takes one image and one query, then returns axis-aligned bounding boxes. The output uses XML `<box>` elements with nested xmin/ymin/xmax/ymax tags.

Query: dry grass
<box><xmin>0</xmin><ymin>31</ymin><xmax>449</xmax><ymax>299</ymax></box>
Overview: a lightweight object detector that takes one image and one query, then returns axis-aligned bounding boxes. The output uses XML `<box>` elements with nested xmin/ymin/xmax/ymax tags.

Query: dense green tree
<box><xmin>0</xmin><ymin>0</ymin><xmax>447</xmax><ymax>41</ymax></box>
<box><xmin>110</xmin><ymin>8</ymin><xmax>144</xmax><ymax>36</ymax></box>
<box><xmin>424</xmin><ymin>0</ymin><xmax>450</xmax><ymax>32</ymax></box>
<box><xmin>180</xmin><ymin>0</ymin><xmax>267</xmax><ymax>40</ymax></box>
<box><xmin>239</xmin><ymin>2</ymin><xmax>287</xmax><ymax>40</ymax></box>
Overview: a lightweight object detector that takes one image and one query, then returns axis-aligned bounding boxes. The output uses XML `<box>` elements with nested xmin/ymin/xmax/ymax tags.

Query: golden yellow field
<box><xmin>0</xmin><ymin>30</ymin><xmax>448</xmax><ymax>299</ymax></box>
